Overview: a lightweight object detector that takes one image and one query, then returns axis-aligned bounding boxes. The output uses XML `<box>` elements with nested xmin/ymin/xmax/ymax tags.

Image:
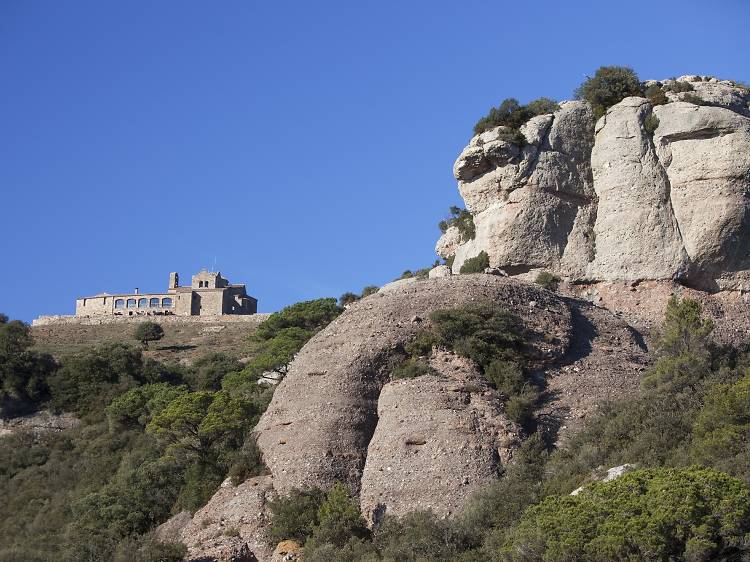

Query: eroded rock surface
<box><xmin>175</xmin><ymin>475</ymin><xmax>273</xmax><ymax>562</ymax></box>
<box><xmin>254</xmin><ymin>276</ymin><xmax>571</xmax><ymax>498</ymax></box>
<box><xmin>438</xmin><ymin>76</ymin><xmax>750</xmax><ymax>291</ymax></box>
<box><xmin>359</xmin><ymin>350</ymin><xmax>523</xmax><ymax>523</ymax></box>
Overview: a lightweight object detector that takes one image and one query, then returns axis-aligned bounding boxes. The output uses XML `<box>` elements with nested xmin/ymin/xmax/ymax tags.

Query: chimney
<box><xmin>135</xmin><ymin>287</ymin><xmax>139</xmax><ymax>295</ymax></box>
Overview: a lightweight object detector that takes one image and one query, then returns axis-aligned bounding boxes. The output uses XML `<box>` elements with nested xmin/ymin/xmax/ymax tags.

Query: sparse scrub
<box><xmin>473</xmin><ymin>97</ymin><xmax>559</xmax><ymax>136</ymax></box>
<box><xmin>534</xmin><ymin>271</ymin><xmax>560</xmax><ymax>291</ymax></box>
<box><xmin>438</xmin><ymin>206</ymin><xmax>475</xmax><ymax>241</ymax></box>
<box><xmin>681</xmin><ymin>92</ymin><xmax>705</xmax><ymax>105</ymax></box>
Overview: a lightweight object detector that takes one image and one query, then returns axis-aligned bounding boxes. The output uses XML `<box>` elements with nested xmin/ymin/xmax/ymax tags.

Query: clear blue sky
<box><xmin>2</xmin><ymin>0</ymin><xmax>748</xmax><ymax>321</ymax></box>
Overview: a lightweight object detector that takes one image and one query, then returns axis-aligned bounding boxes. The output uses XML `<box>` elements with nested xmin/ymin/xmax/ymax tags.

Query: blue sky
<box><xmin>2</xmin><ymin>0</ymin><xmax>748</xmax><ymax>321</ymax></box>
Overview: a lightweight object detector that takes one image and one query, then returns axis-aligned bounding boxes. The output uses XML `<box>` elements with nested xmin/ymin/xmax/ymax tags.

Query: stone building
<box><xmin>75</xmin><ymin>270</ymin><xmax>258</xmax><ymax>317</ymax></box>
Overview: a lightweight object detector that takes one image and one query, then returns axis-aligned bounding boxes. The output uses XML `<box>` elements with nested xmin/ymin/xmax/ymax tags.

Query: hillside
<box><xmin>31</xmin><ymin>316</ymin><xmax>270</xmax><ymax>365</ymax></box>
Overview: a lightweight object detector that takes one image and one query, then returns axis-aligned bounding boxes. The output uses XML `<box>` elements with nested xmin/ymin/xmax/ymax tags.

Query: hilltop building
<box><xmin>75</xmin><ymin>270</ymin><xmax>257</xmax><ymax>317</ymax></box>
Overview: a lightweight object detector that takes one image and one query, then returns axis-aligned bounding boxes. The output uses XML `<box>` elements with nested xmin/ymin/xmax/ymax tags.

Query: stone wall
<box><xmin>32</xmin><ymin>313</ymin><xmax>271</xmax><ymax>327</ymax></box>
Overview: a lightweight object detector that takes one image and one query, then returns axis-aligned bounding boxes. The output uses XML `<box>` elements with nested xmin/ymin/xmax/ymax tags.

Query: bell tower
<box><xmin>169</xmin><ymin>272</ymin><xmax>179</xmax><ymax>290</ymax></box>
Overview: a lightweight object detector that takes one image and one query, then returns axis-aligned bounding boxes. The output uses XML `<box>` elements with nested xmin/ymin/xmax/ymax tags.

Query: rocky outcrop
<box><xmin>254</xmin><ymin>275</ymin><xmax>646</xmax><ymax>518</ymax></box>
<box><xmin>173</xmin><ymin>476</ymin><xmax>274</xmax><ymax>562</ymax></box>
<box><xmin>437</xmin><ymin>76</ymin><xmax>750</xmax><ymax>291</ymax></box>
<box><xmin>180</xmin><ymin>275</ymin><xmax>648</xmax><ymax>561</ymax></box>
<box><xmin>254</xmin><ymin>276</ymin><xmax>572</xmax><ymax>499</ymax></box>
<box><xmin>0</xmin><ymin>410</ymin><xmax>79</xmax><ymax>438</ymax></box>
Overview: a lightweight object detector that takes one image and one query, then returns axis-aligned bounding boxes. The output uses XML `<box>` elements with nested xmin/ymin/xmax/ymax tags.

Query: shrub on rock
<box><xmin>459</xmin><ymin>251</ymin><xmax>489</xmax><ymax>274</ymax></box>
<box><xmin>575</xmin><ymin>66</ymin><xmax>643</xmax><ymax>118</ymax></box>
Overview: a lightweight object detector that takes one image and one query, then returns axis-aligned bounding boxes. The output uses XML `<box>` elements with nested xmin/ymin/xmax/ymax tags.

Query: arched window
<box><xmin>149</xmin><ymin>297</ymin><xmax>160</xmax><ymax>307</ymax></box>
<box><xmin>126</xmin><ymin>298</ymin><xmax>136</xmax><ymax>308</ymax></box>
<box><xmin>115</xmin><ymin>299</ymin><xmax>125</xmax><ymax>309</ymax></box>
<box><xmin>162</xmin><ymin>297</ymin><xmax>173</xmax><ymax>308</ymax></box>
<box><xmin>138</xmin><ymin>298</ymin><xmax>148</xmax><ymax>308</ymax></box>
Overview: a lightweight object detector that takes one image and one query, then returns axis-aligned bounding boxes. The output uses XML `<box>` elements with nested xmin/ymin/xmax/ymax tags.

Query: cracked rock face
<box><xmin>438</xmin><ymin>76</ymin><xmax>750</xmax><ymax>291</ymax></box>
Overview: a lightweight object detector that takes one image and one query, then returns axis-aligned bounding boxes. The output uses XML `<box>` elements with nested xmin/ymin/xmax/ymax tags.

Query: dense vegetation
<box><xmin>268</xmin><ymin>296</ymin><xmax>750</xmax><ymax>560</ymax></box>
<box><xmin>0</xmin><ymin>298</ymin><xmax>342</xmax><ymax>562</ymax></box>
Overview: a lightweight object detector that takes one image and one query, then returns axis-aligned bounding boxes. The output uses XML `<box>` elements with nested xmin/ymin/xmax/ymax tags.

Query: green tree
<box><xmin>500</xmin><ymin>467</ymin><xmax>750</xmax><ymax>561</ymax></box>
<box><xmin>575</xmin><ymin>66</ymin><xmax>643</xmax><ymax>118</ymax></box>
<box><xmin>0</xmin><ymin>316</ymin><xmax>56</xmax><ymax>416</ymax></box>
<box><xmin>146</xmin><ymin>391</ymin><xmax>252</xmax><ymax>468</ymax></box>
<box><xmin>105</xmin><ymin>383</ymin><xmax>188</xmax><ymax>429</ymax></box>
<box><xmin>133</xmin><ymin>322</ymin><xmax>164</xmax><ymax>349</ymax></box>
<box><xmin>641</xmin><ymin>296</ymin><xmax>714</xmax><ymax>392</ymax></box>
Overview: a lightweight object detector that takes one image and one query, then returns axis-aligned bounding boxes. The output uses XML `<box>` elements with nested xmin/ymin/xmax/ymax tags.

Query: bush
<box><xmin>267</xmin><ymin>487</ymin><xmax>327</xmax><ymax>545</ymax></box>
<box><xmin>500</xmin><ymin>467</ymin><xmax>750</xmax><ymax>561</ymax></box>
<box><xmin>228</xmin><ymin>437</ymin><xmax>266</xmax><ymax>485</ymax></box>
<box><xmin>438</xmin><ymin>206</ymin><xmax>475</xmax><ymax>241</ymax></box>
<box><xmin>665</xmin><ymin>80</ymin><xmax>694</xmax><ymax>93</ymax></box>
<box><xmin>575</xmin><ymin>66</ymin><xmax>643</xmax><ymax>118</ymax></box>
<box><xmin>534</xmin><ymin>271</ymin><xmax>560</xmax><ymax>291</ymax></box>
<box><xmin>682</xmin><ymin>92</ymin><xmax>705</xmax><ymax>105</ymax></box>
<box><xmin>254</xmin><ymin>299</ymin><xmax>343</xmax><ymax>341</ymax></box>
<box><xmin>644</xmin><ymin>112</ymin><xmax>660</xmax><ymax>135</ymax></box>
<box><xmin>429</xmin><ymin>301</ymin><xmax>525</xmax><ymax>369</ymax></box>
<box><xmin>459</xmin><ymin>251</ymin><xmax>489</xmax><ymax>274</ymax></box>
<box><xmin>308</xmin><ymin>483</ymin><xmax>370</xmax><ymax>548</ymax></box>
<box><xmin>691</xmin><ymin>374</ymin><xmax>750</xmax><ymax>481</ymax></box>
<box><xmin>644</xmin><ymin>84</ymin><xmax>668</xmax><ymax>106</ymax></box>
<box><xmin>473</xmin><ymin>97</ymin><xmax>559</xmax><ymax>135</ymax></box>
<box><xmin>361</xmin><ymin>286</ymin><xmax>379</xmax><ymax>298</ymax></box>
<box><xmin>133</xmin><ymin>322</ymin><xmax>164</xmax><ymax>348</ymax></box>
<box><xmin>339</xmin><ymin>292</ymin><xmax>360</xmax><ymax>307</ymax></box>
<box><xmin>373</xmin><ymin>511</ymin><xmax>462</xmax><ymax>561</ymax></box>
<box><xmin>391</xmin><ymin>357</ymin><xmax>435</xmax><ymax>380</ymax></box>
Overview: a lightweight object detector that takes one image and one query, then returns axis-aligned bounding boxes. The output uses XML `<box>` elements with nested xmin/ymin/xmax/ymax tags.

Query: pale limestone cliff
<box><xmin>438</xmin><ymin>76</ymin><xmax>750</xmax><ymax>291</ymax></box>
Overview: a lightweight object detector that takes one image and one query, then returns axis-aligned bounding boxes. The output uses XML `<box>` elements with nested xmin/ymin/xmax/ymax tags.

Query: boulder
<box><xmin>428</xmin><ymin>265</ymin><xmax>451</xmax><ymax>278</ymax></box>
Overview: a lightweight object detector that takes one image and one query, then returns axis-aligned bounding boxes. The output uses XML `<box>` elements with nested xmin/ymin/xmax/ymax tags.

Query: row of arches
<box><xmin>114</xmin><ymin>297</ymin><xmax>173</xmax><ymax>309</ymax></box>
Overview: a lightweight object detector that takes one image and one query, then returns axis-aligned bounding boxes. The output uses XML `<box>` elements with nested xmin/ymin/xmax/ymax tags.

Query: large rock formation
<box><xmin>438</xmin><ymin>76</ymin><xmax>750</xmax><ymax>291</ymax></box>
<box><xmin>178</xmin><ymin>276</ymin><xmax>649</xmax><ymax>560</ymax></box>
